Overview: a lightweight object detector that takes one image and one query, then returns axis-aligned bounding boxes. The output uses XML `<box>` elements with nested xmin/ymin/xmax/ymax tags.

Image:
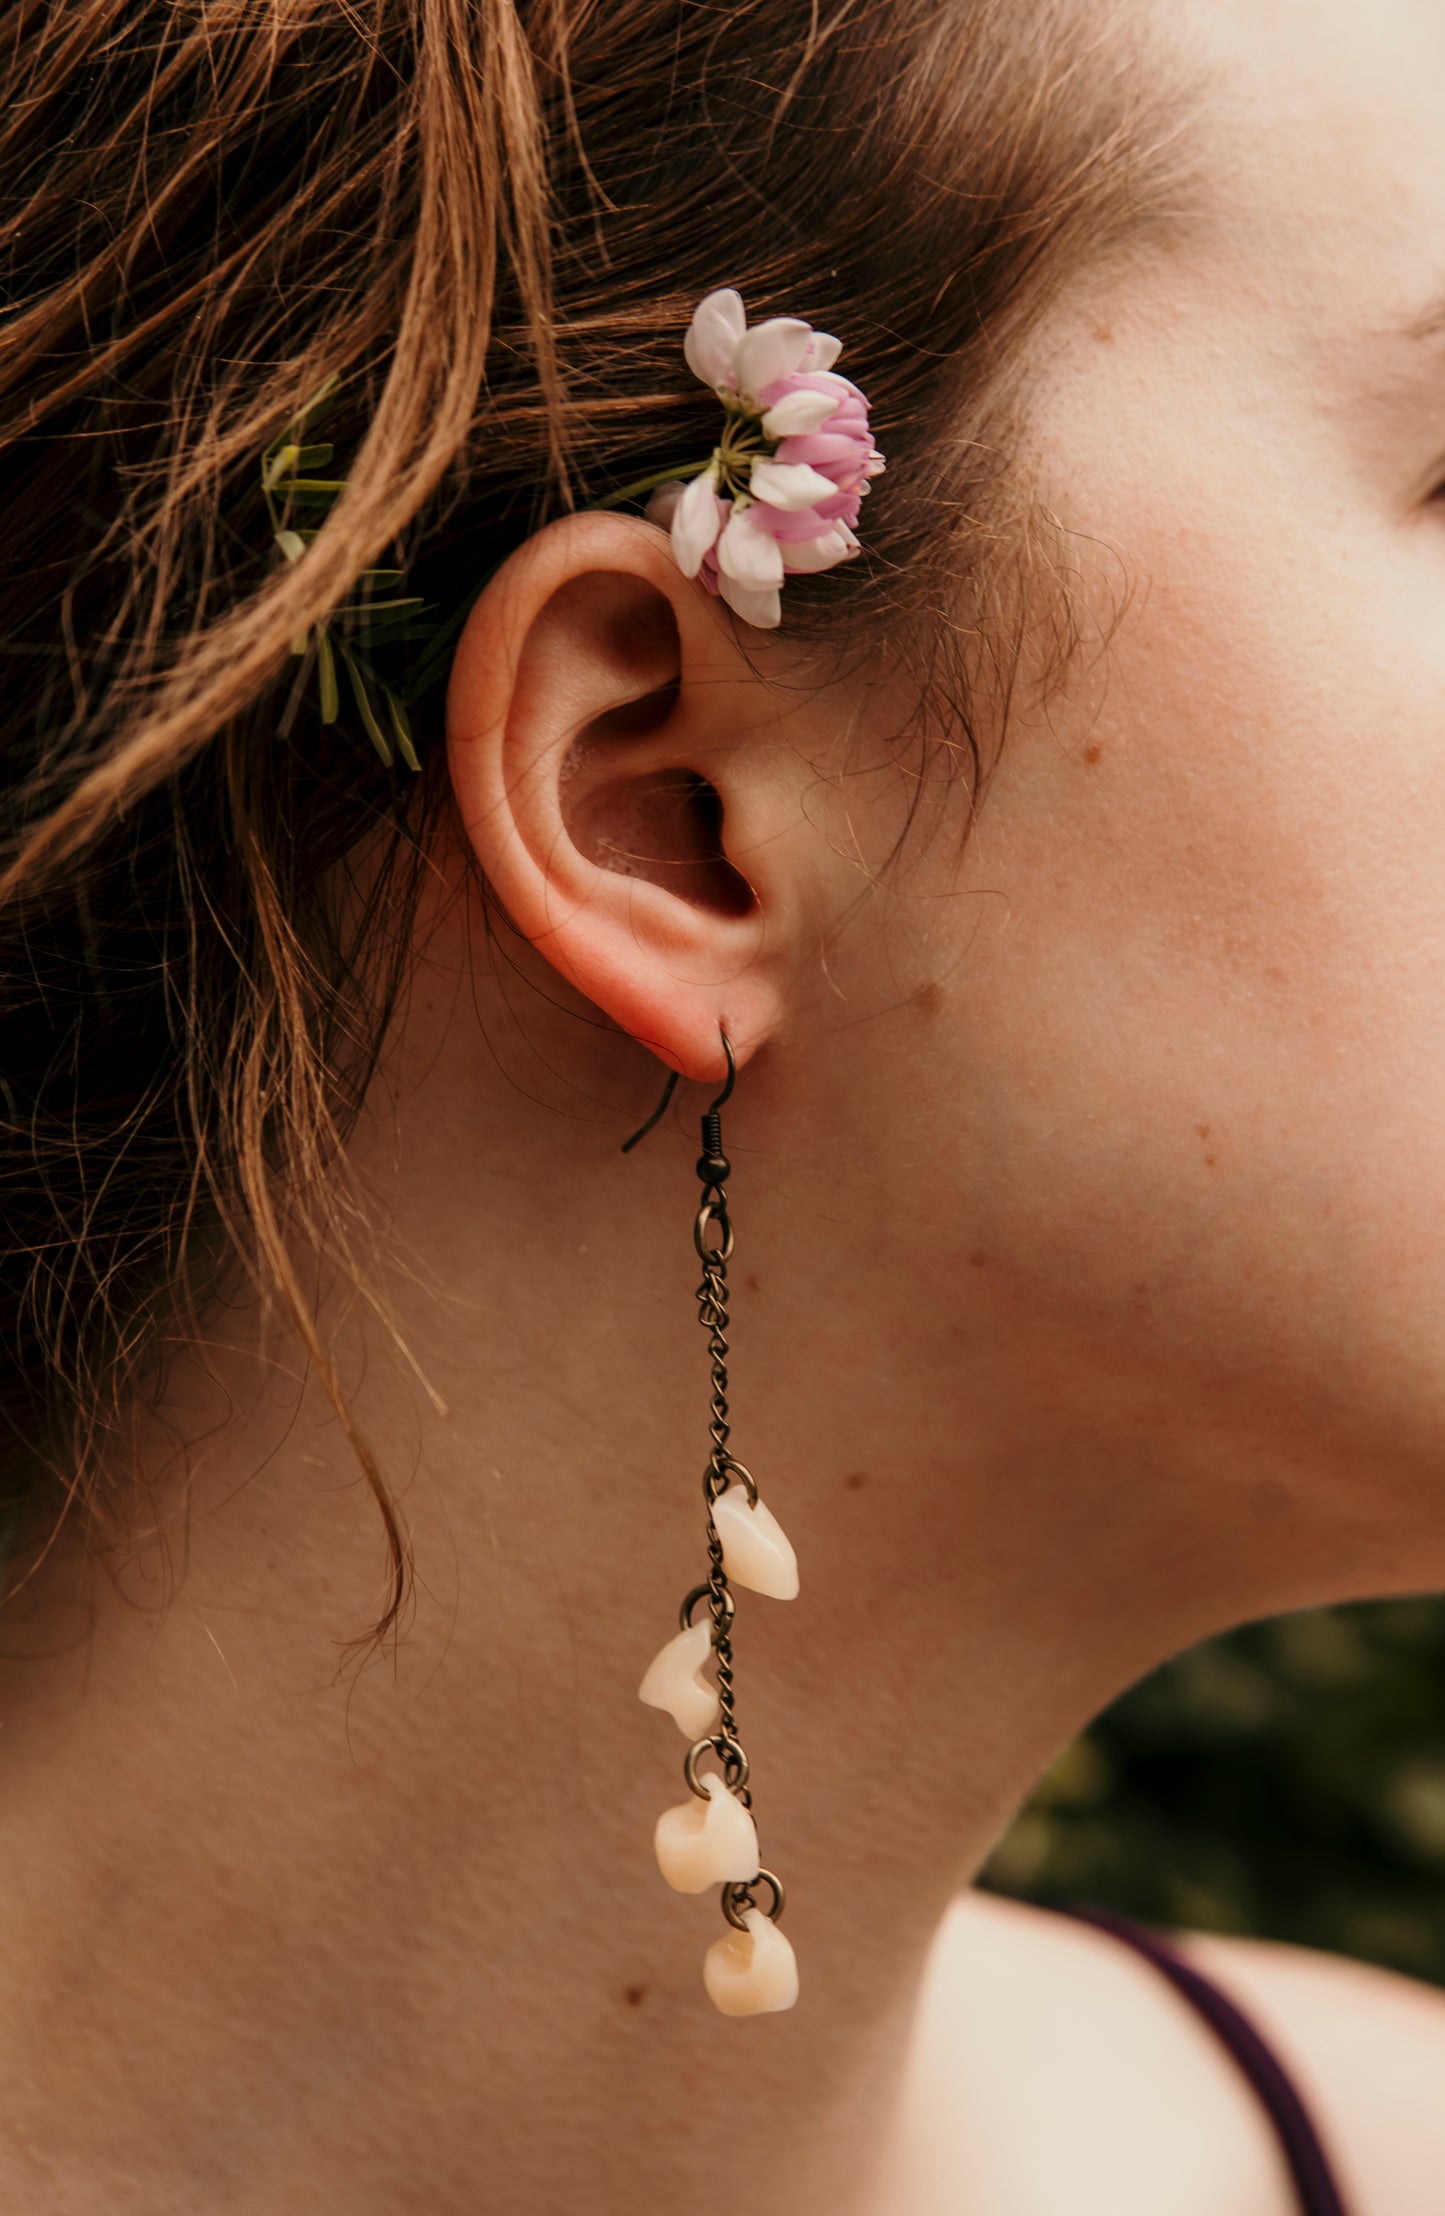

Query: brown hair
<box><xmin>0</xmin><ymin>0</ymin><xmax>1186</xmax><ymax>1656</ymax></box>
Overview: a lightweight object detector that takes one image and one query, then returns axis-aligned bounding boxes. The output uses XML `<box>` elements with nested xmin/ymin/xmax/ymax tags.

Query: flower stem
<box><xmin>594</xmin><ymin>461</ymin><xmax>705</xmax><ymax>509</ymax></box>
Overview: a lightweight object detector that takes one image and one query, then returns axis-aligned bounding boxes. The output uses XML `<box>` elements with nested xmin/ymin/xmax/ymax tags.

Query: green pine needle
<box><xmin>260</xmin><ymin>370</ymin><xmax>438</xmax><ymax>770</ymax></box>
<box><xmin>316</xmin><ymin>628</ymin><xmax>340</xmax><ymax>724</ymax></box>
<box><xmin>384</xmin><ymin>687</ymin><xmax>422</xmax><ymax>773</ymax></box>
<box><xmin>338</xmin><ymin>643</ymin><xmax>394</xmax><ymax>767</ymax></box>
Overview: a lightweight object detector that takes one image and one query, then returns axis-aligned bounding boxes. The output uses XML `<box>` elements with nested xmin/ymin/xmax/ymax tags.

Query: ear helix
<box><xmin>626</xmin><ymin>1027</ymin><xmax>800</xmax><ymax>2016</ymax></box>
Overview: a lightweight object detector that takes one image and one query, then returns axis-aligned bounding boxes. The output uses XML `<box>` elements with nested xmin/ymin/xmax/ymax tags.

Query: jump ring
<box><xmin>679</xmin><ymin>1581</ymin><xmax>735</xmax><ymax>1634</ymax></box>
<box><xmin>704</xmin><ymin>1456</ymin><xmax>757</xmax><ymax>1509</ymax></box>
<box><xmin>722</xmin><ymin>1867</ymin><xmax>786</xmax><ymax>1930</ymax></box>
<box><xmin>694</xmin><ymin>1200</ymin><xmax>734</xmax><ymax>1263</ymax></box>
<box><xmin>684</xmin><ymin>1732</ymin><xmax>750</xmax><ymax>1800</ymax></box>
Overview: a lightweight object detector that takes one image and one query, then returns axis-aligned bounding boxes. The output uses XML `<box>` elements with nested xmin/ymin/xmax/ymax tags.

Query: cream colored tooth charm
<box><xmin>654</xmin><ymin>1773</ymin><xmax>761</xmax><ymax>1893</ymax></box>
<box><xmin>713</xmin><ymin>1482</ymin><xmax>799</xmax><ymax>1600</ymax></box>
<box><xmin>704</xmin><ymin>1908</ymin><xmax>800</xmax><ymax>2016</ymax></box>
<box><xmin>638</xmin><ymin>1618</ymin><xmax>721</xmax><ymax>1739</ymax></box>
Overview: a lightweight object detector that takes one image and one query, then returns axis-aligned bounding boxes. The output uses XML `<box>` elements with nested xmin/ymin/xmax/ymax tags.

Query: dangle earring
<box><xmin>623</xmin><ymin>1026</ymin><xmax>800</xmax><ymax>2016</ymax></box>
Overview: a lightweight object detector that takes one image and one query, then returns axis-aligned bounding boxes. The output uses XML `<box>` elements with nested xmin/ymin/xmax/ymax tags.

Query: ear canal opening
<box><xmin>683</xmin><ymin>774</ymin><xmax>755</xmax><ymax>918</ymax></box>
<box><xmin>572</xmin><ymin>767</ymin><xmax>755</xmax><ymax>918</ymax></box>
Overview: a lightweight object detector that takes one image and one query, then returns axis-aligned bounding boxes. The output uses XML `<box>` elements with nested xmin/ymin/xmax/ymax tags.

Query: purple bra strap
<box><xmin>1051</xmin><ymin>1903</ymin><xmax>1352</xmax><ymax>2216</ymax></box>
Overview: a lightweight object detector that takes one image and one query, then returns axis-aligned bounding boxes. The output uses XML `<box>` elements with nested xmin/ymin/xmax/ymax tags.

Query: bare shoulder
<box><xmin>1179</xmin><ymin>1918</ymin><xmax>1445</xmax><ymax>2213</ymax></box>
<box><xmin>894</xmin><ymin>1890</ymin><xmax>1445</xmax><ymax>2216</ymax></box>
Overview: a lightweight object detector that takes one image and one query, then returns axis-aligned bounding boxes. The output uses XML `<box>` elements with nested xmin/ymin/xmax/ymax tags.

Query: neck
<box><xmin>0</xmin><ymin>972</ymin><xmax>1344</xmax><ymax>2214</ymax></box>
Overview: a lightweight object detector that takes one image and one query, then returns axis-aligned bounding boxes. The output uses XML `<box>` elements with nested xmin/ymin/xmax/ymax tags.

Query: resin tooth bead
<box><xmin>713</xmin><ymin>1482</ymin><xmax>799</xmax><ymax>1600</ymax></box>
<box><xmin>638</xmin><ymin>1617</ymin><xmax>721</xmax><ymax>1740</ymax></box>
<box><xmin>654</xmin><ymin>1773</ymin><xmax>761</xmax><ymax>1893</ymax></box>
<box><xmin>704</xmin><ymin>1908</ymin><xmax>800</xmax><ymax>2016</ymax></box>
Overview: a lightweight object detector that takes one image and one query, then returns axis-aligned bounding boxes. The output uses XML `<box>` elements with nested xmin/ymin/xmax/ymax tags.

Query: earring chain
<box><xmin>695</xmin><ymin>1083</ymin><xmax>753</xmax><ymax>1805</ymax></box>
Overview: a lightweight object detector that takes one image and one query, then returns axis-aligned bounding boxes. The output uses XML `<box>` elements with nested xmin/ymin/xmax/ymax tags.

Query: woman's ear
<box><xmin>445</xmin><ymin>510</ymin><xmax>809</xmax><ymax>1082</ymax></box>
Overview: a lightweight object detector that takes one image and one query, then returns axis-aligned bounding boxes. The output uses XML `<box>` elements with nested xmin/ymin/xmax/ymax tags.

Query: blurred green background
<box><xmin>980</xmin><ymin>1597</ymin><xmax>1445</xmax><ymax>1986</ymax></box>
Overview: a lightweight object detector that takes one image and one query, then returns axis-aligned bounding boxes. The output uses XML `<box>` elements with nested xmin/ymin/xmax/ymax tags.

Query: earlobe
<box><xmin>445</xmin><ymin>512</ymin><xmax>798</xmax><ymax>1082</ymax></box>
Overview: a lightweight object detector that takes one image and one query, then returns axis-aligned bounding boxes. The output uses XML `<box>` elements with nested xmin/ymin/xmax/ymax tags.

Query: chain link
<box><xmin>695</xmin><ymin>1170</ymin><xmax>752</xmax><ymax>1806</ymax></box>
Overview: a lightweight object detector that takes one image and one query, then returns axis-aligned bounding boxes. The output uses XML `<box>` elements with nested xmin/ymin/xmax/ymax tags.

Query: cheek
<box><xmin>921</xmin><ymin>492</ymin><xmax>1445</xmax><ymax>1454</ymax></box>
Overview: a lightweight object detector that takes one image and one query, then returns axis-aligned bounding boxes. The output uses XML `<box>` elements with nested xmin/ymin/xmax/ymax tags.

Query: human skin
<box><xmin>1</xmin><ymin>0</ymin><xmax>1445</xmax><ymax>2210</ymax></box>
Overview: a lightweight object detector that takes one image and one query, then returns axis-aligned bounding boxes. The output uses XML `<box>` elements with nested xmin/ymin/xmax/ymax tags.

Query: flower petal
<box><xmin>782</xmin><ymin>525</ymin><xmax>859</xmax><ymax>573</ymax></box>
<box><xmin>773</xmin><ymin>431</ymin><xmax>870</xmax><ymax>476</ymax></box>
<box><xmin>734</xmin><ymin>317</ymin><xmax>813</xmax><ymax>399</ymax></box>
<box><xmin>683</xmin><ymin>289</ymin><xmax>748</xmax><ymax>388</ymax></box>
<box><xmin>747</xmin><ymin>459</ymin><xmax>838</xmax><ymax>511</ymax></box>
<box><xmin>802</xmin><ymin>332</ymin><xmax>843</xmax><ymax>372</ymax></box>
<box><xmin>746</xmin><ymin>501</ymin><xmax>835</xmax><ymax>543</ymax></box>
<box><xmin>759</xmin><ymin>388</ymin><xmax>839</xmax><ymax>439</ymax></box>
<box><xmin>718</xmin><ymin>571</ymin><xmax>782</xmax><ymax>628</ymax></box>
<box><xmin>671</xmin><ymin>469</ymin><xmax>725</xmax><ymax>577</ymax></box>
<box><xmin>807</xmin><ymin>369</ymin><xmax>858</xmax><ymax>403</ymax></box>
<box><xmin>813</xmin><ymin>487</ymin><xmax>865</xmax><ymax>528</ymax></box>
<box><xmin>717</xmin><ymin>509</ymin><xmax>785</xmax><ymax>589</ymax></box>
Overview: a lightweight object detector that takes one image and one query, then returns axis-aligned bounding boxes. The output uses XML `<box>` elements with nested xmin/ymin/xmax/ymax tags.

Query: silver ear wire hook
<box><xmin>621</xmin><ymin>1026</ymin><xmax>733</xmax><ymax>1152</ymax></box>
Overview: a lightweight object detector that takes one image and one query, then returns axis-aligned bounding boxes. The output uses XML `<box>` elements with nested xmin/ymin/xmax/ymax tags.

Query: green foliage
<box><xmin>253</xmin><ymin>377</ymin><xmax>712</xmax><ymax>769</ymax></box>
<box><xmin>260</xmin><ymin>371</ymin><xmax>433</xmax><ymax>770</ymax></box>
<box><xmin>982</xmin><ymin>1598</ymin><xmax>1445</xmax><ymax>1986</ymax></box>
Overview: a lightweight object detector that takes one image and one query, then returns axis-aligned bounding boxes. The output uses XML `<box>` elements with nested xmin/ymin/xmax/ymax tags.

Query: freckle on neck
<box><xmin>912</xmin><ymin>980</ymin><xmax>945</xmax><ymax>1017</ymax></box>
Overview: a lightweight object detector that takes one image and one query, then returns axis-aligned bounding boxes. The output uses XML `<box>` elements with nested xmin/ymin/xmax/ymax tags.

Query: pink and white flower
<box><xmin>647</xmin><ymin>288</ymin><xmax>885</xmax><ymax>629</ymax></box>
